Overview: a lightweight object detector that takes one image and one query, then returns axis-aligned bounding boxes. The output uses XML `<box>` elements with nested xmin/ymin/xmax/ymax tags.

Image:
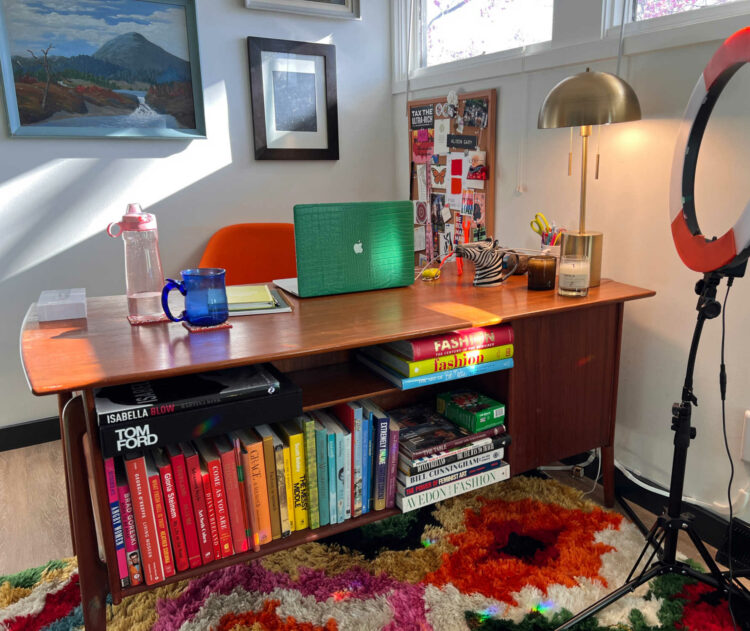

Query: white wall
<box><xmin>0</xmin><ymin>0</ymin><xmax>395</xmax><ymax>427</ymax></box>
<box><xmin>393</xmin><ymin>14</ymin><xmax>750</xmax><ymax>521</ymax></box>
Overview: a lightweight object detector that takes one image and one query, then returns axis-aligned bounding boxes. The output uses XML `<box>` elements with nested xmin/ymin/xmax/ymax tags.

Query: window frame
<box><xmin>392</xmin><ymin>0</ymin><xmax>750</xmax><ymax>94</ymax></box>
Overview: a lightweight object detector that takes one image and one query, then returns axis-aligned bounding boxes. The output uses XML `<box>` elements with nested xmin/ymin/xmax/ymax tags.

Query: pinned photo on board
<box><xmin>430</xmin><ymin>164</ymin><xmax>447</xmax><ymax>189</ymax></box>
<box><xmin>412</xmin><ymin>128</ymin><xmax>434</xmax><ymax>163</ymax></box>
<box><xmin>463</xmin><ymin>98</ymin><xmax>488</xmax><ymax>128</ymax></box>
<box><xmin>473</xmin><ymin>192</ymin><xmax>486</xmax><ymax>226</ymax></box>
<box><xmin>431</xmin><ymin>193</ymin><xmax>446</xmax><ymax>232</ymax></box>
<box><xmin>467</xmin><ymin>151</ymin><xmax>488</xmax><ymax>180</ymax></box>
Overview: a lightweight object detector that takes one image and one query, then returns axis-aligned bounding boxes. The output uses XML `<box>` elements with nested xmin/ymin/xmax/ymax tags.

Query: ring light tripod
<box><xmin>555</xmin><ymin>27</ymin><xmax>750</xmax><ymax>631</ymax></box>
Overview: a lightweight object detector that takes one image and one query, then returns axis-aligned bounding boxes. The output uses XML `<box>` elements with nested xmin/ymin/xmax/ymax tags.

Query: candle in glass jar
<box><xmin>527</xmin><ymin>255</ymin><xmax>556</xmax><ymax>290</ymax></box>
<box><xmin>558</xmin><ymin>254</ymin><xmax>589</xmax><ymax>297</ymax></box>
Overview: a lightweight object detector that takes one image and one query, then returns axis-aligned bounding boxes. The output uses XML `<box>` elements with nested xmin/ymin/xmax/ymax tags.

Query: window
<box><xmin>421</xmin><ymin>0</ymin><xmax>553</xmax><ymax>68</ymax></box>
<box><xmin>634</xmin><ymin>0</ymin><xmax>741</xmax><ymax>21</ymax></box>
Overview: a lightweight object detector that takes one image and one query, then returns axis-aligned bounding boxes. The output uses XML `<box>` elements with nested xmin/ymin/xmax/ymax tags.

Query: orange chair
<box><xmin>198</xmin><ymin>223</ymin><xmax>297</xmax><ymax>285</ymax></box>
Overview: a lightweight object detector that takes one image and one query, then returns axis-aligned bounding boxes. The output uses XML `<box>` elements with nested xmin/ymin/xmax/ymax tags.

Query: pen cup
<box><xmin>527</xmin><ymin>255</ymin><xmax>557</xmax><ymax>291</ymax></box>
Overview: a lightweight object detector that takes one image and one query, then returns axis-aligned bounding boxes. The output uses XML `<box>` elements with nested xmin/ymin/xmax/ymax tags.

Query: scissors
<box><xmin>530</xmin><ymin>213</ymin><xmax>551</xmax><ymax>237</ymax></box>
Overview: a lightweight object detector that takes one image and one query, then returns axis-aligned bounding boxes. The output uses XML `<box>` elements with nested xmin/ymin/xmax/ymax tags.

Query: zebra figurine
<box><xmin>455</xmin><ymin>239</ymin><xmax>518</xmax><ymax>287</ymax></box>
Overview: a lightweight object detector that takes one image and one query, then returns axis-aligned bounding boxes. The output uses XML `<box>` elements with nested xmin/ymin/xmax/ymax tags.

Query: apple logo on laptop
<box><xmin>353</xmin><ymin>240</ymin><xmax>364</xmax><ymax>254</ymax></box>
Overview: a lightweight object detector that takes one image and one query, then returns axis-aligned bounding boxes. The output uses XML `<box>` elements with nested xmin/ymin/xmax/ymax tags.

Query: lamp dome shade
<box><xmin>538</xmin><ymin>70</ymin><xmax>641</xmax><ymax>129</ymax></box>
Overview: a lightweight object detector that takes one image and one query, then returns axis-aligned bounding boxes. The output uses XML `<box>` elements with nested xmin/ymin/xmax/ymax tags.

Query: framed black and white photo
<box><xmin>244</xmin><ymin>0</ymin><xmax>360</xmax><ymax>20</ymax></box>
<box><xmin>247</xmin><ymin>37</ymin><xmax>338</xmax><ymax>160</ymax></box>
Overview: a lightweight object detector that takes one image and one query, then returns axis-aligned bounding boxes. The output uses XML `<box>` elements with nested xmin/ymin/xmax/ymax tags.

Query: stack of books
<box><xmin>101</xmin><ymin>398</ymin><xmax>401</xmax><ymax>588</ymax></box>
<box><xmin>357</xmin><ymin>323</ymin><xmax>514</xmax><ymax>390</ymax></box>
<box><xmin>226</xmin><ymin>284</ymin><xmax>292</xmax><ymax>316</ymax></box>
<box><xmin>391</xmin><ymin>398</ymin><xmax>510</xmax><ymax>513</ymax></box>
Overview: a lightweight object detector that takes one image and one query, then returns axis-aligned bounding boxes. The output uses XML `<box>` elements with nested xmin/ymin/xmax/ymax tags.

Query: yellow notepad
<box><xmin>226</xmin><ymin>284</ymin><xmax>275</xmax><ymax>310</ymax></box>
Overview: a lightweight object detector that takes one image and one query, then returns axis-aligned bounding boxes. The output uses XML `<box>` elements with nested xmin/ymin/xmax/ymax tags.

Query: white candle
<box><xmin>558</xmin><ymin>255</ymin><xmax>589</xmax><ymax>296</ymax></box>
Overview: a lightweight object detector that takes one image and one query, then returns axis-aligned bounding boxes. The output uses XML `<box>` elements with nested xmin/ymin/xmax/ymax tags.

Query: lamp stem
<box><xmin>579</xmin><ymin>124</ymin><xmax>591</xmax><ymax>233</ymax></box>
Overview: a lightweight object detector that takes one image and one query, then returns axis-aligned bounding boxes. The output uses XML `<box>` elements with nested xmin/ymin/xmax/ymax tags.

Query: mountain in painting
<box><xmin>93</xmin><ymin>32</ymin><xmax>190</xmax><ymax>84</ymax></box>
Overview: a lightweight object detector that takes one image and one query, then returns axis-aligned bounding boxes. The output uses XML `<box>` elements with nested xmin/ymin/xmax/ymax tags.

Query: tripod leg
<box><xmin>554</xmin><ymin>566</ymin><xmax>664</xmax><ymax>631</ymax></box>
<box><xmin>627</xmin><ymin>524</ymin><xmax>665</xmax><ymax>583</ymax></box>
<box><xmin>684</xmin><ymin>524</ymin><xmax>728</xmax><ymax>582</ymax></box>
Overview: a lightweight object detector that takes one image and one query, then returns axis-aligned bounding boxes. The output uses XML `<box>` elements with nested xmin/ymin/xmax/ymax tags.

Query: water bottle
<box><xmin>107</xmin><ymin>203</ymin><xmax>165</xmax><ymax>318</ymax></box>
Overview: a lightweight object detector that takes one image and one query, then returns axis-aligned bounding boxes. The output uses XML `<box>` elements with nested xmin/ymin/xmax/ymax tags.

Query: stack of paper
<box><xmin>226</xmin><ymin>285</ymin><xmax>275</xmax><ymax>311</ymax></box>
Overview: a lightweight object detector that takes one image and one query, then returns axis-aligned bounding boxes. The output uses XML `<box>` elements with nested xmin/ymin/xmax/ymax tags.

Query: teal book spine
<box><xmin>327</xmin><ymin>433</ymin><xmax>337</xmax><ymax>524</ymax></box>
<box><xmin>361</xmin><ymin>413</ymin><xmax>372</xmax><ymax>514</ymax></box>
<box><xmin>315</xmin><ymin>426</ymin><xmax>329</xmax><ymax>526</ymax></box>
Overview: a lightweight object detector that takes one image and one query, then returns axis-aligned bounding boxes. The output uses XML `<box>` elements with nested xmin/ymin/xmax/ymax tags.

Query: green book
<box><xmin>314</xmin><ymin>419</ymin><xmax>330</xmax><ymax>527</ymax></box>
<box><xmin>295</xmin><ymin>414</ymin><xmax>320</xmax><ymax>530</ymax></box>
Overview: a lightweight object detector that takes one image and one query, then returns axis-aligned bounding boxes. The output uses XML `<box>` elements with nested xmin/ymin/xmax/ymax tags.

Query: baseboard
<box><xmin>0</xmin><ymin>417</ymin><xmax>60</xmax><ymax>452</ymax></box>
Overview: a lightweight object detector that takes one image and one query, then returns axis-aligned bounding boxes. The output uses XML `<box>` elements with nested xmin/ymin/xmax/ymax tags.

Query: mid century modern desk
<box><xmin>20</xmin><ymin>269</ymin><xmax>654</xmax><ymax>630</ymax></box>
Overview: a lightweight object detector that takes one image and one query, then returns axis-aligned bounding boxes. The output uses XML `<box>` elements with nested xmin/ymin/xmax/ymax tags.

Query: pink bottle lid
<box><xmin>107</xmin><ymin>203</ymin><xmax>157</xmax><ymax>237</ymax></box>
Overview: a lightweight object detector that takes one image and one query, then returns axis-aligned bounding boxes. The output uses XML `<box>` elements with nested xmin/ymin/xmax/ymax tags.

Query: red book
<box><xmin>202</xmin><ymin>470</ymin><xmax>222</xmax><ymax>560</ymax></box>
<box><xmin>195</xmin><ymin>439</ymin><xmax>233</xmax><ymax>558</ymax></box>
<box><xmin>116</xmin><ymin>461</ymin><xmax>143</xmax><ymax>587</ymax></box>
<box><xmin>385</xmin><ymin>324</ymin><xmax>514</xmax><ymax>361</ymax></box>
<box><xmin>180</xmin><ymin>442</ymin><xmax>214</xmax><ymax>564</ymax></box>
<box><xmin>145</xmin><ymin>452</ymin><xmax>175</xmax><ymax>578</ymax></box>
<box><xmin>213</xmin><ymin>436</ymin><xmax>250</xmax><ymax>554</ymax></box>
<box><xmin>124</xmin><ymin>453</ymin><xmax>164</xmax><ymax>585</ymax></box>
<box><xmin>166</xmin><ymin>444</ymin><xmax>202</xmax><ymax>569</ymax></box>
<box><xmin>153</xmin><ymin>448</ymin><xmax>189</xmax><ymax>572</ymax></box>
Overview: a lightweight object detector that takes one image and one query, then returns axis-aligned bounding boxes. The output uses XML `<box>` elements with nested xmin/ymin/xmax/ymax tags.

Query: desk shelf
<box><xmin>119</xmin><ymin>507</ymin><xmax>400</xmax><ymax>599</ymax></box>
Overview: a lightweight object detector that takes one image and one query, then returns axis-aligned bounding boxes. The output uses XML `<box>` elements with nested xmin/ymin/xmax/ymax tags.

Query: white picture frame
<box><xmin>244</xmin><ymin>0</ymin><xmax>360</xmax><ymax>20</ymax></box>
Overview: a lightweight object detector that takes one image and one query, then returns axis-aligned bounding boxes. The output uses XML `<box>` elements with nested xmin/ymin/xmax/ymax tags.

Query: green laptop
<box><xmin>274</xmin><ymin>201</ymin><xmax>415</xmax><ymax>298</ymax></box>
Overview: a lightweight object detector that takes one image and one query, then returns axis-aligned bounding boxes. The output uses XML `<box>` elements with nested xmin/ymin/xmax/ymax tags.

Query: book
<box><xmin>116</xmin><ymin>464</ymin><xmax>143</xmax><ymax>587</ymax></box>
<box><xmin>384</xmin><ymin>324</ymin><xmax>514</xmax><ymax>361</ymax></box>
<box><xmin>254</xmin><ymin>427</ymin><xmax>282</xmax><ymax>539</ymax></box>
<box><xmin>213</xmin><ymin>436</ymin><xmax>250</xmax><ymax>554</ymax></box>
<box><xmin>282</xmin><ymin>442</ymin><xmax>295</xmax><ymax>531</ymax></box>
<box><xmin>195</xmin><ymin>439</ymin><xmax>233</xmax><ymax>558</ymax></box>
<box><xmin>436</xmin><ymin>390</ymin><xmax>506</xmax><ymax>433</ymax></box>
<box><xmin>104</xmin><ymin>456</ymin><xmax>129</xmax><ymax>588</ymax></box>
<box><xmin>398</xmin><ymin>447</ymin><xmax>505</xmax><ymax>487</ymax></box>
<box><xmin>357</xmin><ymin>353</ymin><xmax>514</xmax><ymax>391</ymax></box>
<box><xmin>398</xmin><ymin>458</ymin><xmax>504</xmax><ymax>496</ymax></box>
<box><xmin>234</xmin><ymin>428</ymin><xmax>273</xmax><ymax>546</ymax></box>
<box><xmin>202</xmin><ymin>470</ymin><xmax>222</xmax><ymax>560</ymax></box>
<box><xmin>227</xmin><ymin>288</ymin><xmax>293</xmax><ymax>317</ymax></box>
<box><xmin>295</xmin><ymin>414</ymin><xmax>320</xmax><ymax>530</ymax></box>
<box><xmin>228</xmin><ymin>432</ymin><xmax>260</xmax><ymax>552</ymax></box>
<box><xmin>255</xmin><ymin>424</ymin><xmax>291</xmax><ymax>537</ymax></box>
<box><xmin>165</xmin><ymin>444</ymin><xmax>202</xmax><ymax>569</ymax></box>
<box><xmin>399</xmin><ymin>434</ymin><xmax>510</xmax><ymax>476</ymax></box>
<box><xmin>332</xmin><ymin>402</ymin><xmax>363</xmax><ymax>517</ymax></box>
<box><xmin>390</xmin><ymin>403</ymin><xmax>508</xmax><ymax>460</ymax></box>
<box><xmin>152</xmin><ymin>448</ymin><xmax>189</xmax><ymax>573</ymax></box>
<box><xmin>396</xmin><ymin>462</ymin><xmax>511</xmax><ymax>512</ymax></box>
<box><xmin>313</xmin><ymin>418</ymin><xmax>330</xmax><ymax>527</ymax></box>
<box><xmin>360</xmin><ymin>400</ymin><xmax>389</xmax><ymax>511</ymax></box>
<box><xmin>180</xmin><ymin>442</ymin><xmax>214</xmax><ymax>564</ymax></box>
<box><xmin>313</xmin><ymin>410</ymin><xmax>347</xmax><ymax>523</ymax></box>
<box><xmin>278</xmin><ymin>420</ymin><xmax>309</xmax><ymax>530</ymax></box>
<box><xmin>385</xmin><ymin>419</ymin><xmax>400</xmax><ymax>509</ymax></box>
<box><xmin>361</xmin><ymin>411</ymin><xmax>372</xmax><ymax>514</ymax></box>
<box><xmin>226</xmin><ymin>284</ymin><xmax>275</xmax><ymax>310</ymax></box>
<box><xmin>361</xmin><ymin>343</ymin><xmax>514</xmax><ymax>378</ymax></box>
<box><xmin>94</xmin><ymin>364</ymin><xmax>280</xmax><ymax>426</ymax></box>
<box><xmin>145</xmin><ymin>451</ymin><xmax>176</xmax><ymax>578</ymax></box>
<box><xmin>123</xmin><ymin>452</ymin><xmax>164</xmax><ymax>585</ymax></box>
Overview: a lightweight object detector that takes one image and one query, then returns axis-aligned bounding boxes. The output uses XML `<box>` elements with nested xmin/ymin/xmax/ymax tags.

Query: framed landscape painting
<box><xmin>245</xmin><ymin>0</ymin><xmax>360</xmax><ymax>20</ymax></box>
<box><xmin>0</xmin><ymin>0</ymin><xmax>205</xmax><ymax>139</ymax></box>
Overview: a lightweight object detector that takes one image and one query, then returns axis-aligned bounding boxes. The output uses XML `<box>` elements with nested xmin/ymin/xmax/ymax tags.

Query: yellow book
<box><xmin>226</xmin><ymin>284</ymin><xmax>275</xmax><ymax>310</ymax></box>
<box><xmin>363</xmin><ymin>343</ymin><xmax>514</xmax><ymax>378</ymax></box>
<box><xmin>282</xmin><ymin>444</ymin><xmax>295</xmax><ymax>531</ymax></box>
<box><xmin>279</xmin><ymin>420</ymin><xmax>308</xmax><ymax>531</ymax></box>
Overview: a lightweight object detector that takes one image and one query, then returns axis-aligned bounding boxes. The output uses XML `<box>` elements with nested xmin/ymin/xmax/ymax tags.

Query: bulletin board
<box><xmin>408</xmin><ymin>88</ymin><xmax>496</xmax><ymax>266</ymax></box>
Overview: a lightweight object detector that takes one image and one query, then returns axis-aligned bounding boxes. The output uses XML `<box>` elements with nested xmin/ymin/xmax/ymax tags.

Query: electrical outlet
<box><xmin>742</xmin><ymin>410</ymin><xmax>750</xmax><ymax>464</ymax></box>
<box><xmin>572</xmin><ymin>465</ymin><xmax>584</xmax><ymax>479</ymax></box>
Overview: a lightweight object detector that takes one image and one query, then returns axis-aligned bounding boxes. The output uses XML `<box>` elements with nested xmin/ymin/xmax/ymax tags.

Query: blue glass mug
<box><xmin>161</xmin><ymin>268</ymin><xmax>229</xmax><ymax>326</ymax></box>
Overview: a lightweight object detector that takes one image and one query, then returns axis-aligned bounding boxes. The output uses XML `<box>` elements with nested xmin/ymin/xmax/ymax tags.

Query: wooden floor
<box><xmin>0</xmin><ymin>441</ymin><xmax>729</xmax><ymax>578</ymax></box>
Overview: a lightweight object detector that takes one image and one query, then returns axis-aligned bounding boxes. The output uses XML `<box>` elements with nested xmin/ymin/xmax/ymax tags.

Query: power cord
<box><xmin>720</xmin><ymin>277</ymin><xmax>739</xmax><ymax>631</ymax></box>
<box><xmin>582</xmin><ymin>448</ymin><xmax>602</xmax><ymax>497</ymax></box>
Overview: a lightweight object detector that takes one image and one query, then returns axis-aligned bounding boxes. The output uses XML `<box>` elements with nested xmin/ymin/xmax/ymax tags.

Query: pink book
<box><xmin>104</xmin><ymin>457</ymin><xmax>128</xmax><ymax>587</ymax></box>
<box><xmin>116</xmin><ymin>463</ymin><xmax>143</xmax><ymax>587</ymax></box>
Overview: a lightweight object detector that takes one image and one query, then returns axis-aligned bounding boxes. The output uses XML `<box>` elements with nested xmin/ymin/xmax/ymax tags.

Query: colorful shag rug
<box><xmin>0</xmin><ymin>476</ymin><xmax>744</xmax><ymax>630</ymax></box>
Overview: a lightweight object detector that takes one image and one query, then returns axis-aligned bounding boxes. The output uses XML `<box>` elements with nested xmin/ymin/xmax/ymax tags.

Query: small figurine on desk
<box><xmin>455</xmin><ymin>239</ymin><xmax>518</xmax><ymax>287</ymax></box>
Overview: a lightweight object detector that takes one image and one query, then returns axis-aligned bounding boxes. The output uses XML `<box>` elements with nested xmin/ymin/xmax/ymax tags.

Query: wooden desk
<box><xmin>20</xmin><ymin>269</ymin><xmax>653</xmax><ymax>630</ymax></box>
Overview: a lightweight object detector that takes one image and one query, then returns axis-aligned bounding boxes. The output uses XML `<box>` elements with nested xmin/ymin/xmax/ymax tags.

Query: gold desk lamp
<box><xmin>538</xmin><ymin>69</ymin><xmax>641</xmax><ymax>286</ymax></box>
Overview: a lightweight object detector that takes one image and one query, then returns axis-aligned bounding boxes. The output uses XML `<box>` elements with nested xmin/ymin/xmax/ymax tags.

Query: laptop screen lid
<box><xmin>291</xmin><ymin>201</ymin><xmax>414</xmax><ymax>298</ymax></box>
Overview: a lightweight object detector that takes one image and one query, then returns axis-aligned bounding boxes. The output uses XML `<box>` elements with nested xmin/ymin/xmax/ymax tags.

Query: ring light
<box><xmin>670</xmin><ymin>27</ymin><xmax>750</xmax><ymax>273</ymax></box>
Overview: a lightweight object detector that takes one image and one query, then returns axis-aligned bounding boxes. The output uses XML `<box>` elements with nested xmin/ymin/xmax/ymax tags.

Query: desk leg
<box><xmin>602</xmin><ymin>445</ymin><xmax>615</xmax><ymax>508</ymax></box>
<box><xmin>62</xmin><ymin>395</ymin><xmax>108</xmax><ymax>631</ymax></box>
<box><xmin>58</xmin><ymin>392</ymin><xmax>76</xmax><ymax>554</ymax></box>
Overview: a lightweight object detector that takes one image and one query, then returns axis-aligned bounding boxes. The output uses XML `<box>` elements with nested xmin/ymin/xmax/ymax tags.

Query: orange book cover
<box><xmin>243</xmin><ymin>430</ymin><xmax>272</xmax><ymax>545</ymax></box>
